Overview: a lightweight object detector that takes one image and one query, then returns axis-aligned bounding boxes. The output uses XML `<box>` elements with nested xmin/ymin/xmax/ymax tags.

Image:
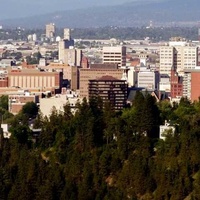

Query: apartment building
<box><xmin>88</xmin><ymin>76</ymin><xmax>127</xmax><ymax>111</ymax></box>
<box><xmin>79</xmin><ymin>68</ymin><xmax>124</xmax><ymax>98</ymax></box>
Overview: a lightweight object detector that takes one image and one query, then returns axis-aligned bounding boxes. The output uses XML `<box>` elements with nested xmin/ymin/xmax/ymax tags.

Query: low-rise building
<box><xmin>40</xmin><ymin>93</ymin><xmax>81</xmax><ymax>117</ymax></box>
<box><xmin>9</xmin><ymin>92</ymin><xmax>39</xmax><ymax>115</ymax></box>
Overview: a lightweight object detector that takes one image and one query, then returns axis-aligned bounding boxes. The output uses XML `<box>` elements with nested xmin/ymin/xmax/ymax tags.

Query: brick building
<box><xmin>170</xmin><ymin>67</ymin><xmax>183</xmax><ymax>98</ymax></box>
<box><xmin>191</xmin><ymin>71</ymin><xmax>200</xmax><ymax>101</ymax></box>
<box><xmin>79</xmin><ymin>68</ymin><xmax>124</xmax><ymax>98</ymax></box>
<box><xmin>9</xmin><ymin>92</ymin><xmax>39</xmax><ymax>114</ymax></box>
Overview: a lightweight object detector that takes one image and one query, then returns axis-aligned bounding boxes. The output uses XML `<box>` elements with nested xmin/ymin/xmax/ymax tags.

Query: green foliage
<box><xmin>26</xmin><ymin>52</ymin><xmax>42</xmax><ymax>65</ymax></box>
<box><xmin>2</xmin><ymin>92</ymin><xmax>200</xmax><ymax>199</ymax></box>
<box><xmin>21</xmin><ymin>101</ymin><xmax>39</xmax><ymax>118</ymax></box>
<box><xmin>0</xmin><ymin>95</ymin><xmax>8</xmax><ymax>110</ymax></box>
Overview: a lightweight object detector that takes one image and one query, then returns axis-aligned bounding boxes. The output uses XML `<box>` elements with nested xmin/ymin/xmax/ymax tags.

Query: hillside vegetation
<box><xmin>1</xmin><ymin>93</ymin><xmax>200</xmax><ymax>200</ymax></box>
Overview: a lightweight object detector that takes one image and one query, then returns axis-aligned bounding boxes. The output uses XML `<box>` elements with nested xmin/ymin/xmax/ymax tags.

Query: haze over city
<box><xmin>0</xmin><ymin>0</ymin><xmax>164</xmax><ymax>19</ymax></box>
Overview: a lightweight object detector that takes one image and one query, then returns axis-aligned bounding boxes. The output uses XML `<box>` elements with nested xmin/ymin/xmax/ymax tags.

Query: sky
<box><xmin>0</xmin><ymin>0</ymin><xmax>162</xmax><ymax>19</ymax></box>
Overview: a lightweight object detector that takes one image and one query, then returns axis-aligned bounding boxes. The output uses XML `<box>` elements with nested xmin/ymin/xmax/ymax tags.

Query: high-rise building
<box><xmin>88</xmin><ymin>76</ymin><xmax>127</xmax><ymax>111</ymax></box>
<box><xmin>183</xmin><ymin>71</ymin><xmax>191</xmax><ymax>100</ymax></box>
<box><xmin>46</xmin><ymin>23</ymin><xmax>55</xmax><ymax>38</ymax></box>
<box><xmin>103</xmin><ymin>46</ymin><xmax>126</xmax><ymax>67</ymax></box>
<box><xmin>58</xmin><ymin>45</ymin><xmax>82</xmax><ymax>67</ymax></box>
<box><xmin>64</xmin><ymin>28</ymin><xmax>71</xmax><ymax>40</ymax></box>
<box><xmin>160</xmin><ymin>42</ymin><xmax>198</xmax><ymax>75</ymax></box>
<box><xmin>79</xmin><ymin>68</ymin><xmax>124</xmax><ymax>98</ymax></box>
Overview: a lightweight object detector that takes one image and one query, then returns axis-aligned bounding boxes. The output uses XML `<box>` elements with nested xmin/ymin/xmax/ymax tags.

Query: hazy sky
<box><xmin>0</xmin><ymin>0</ymin><xmax>162</xmax><ymax>19</ymax></box>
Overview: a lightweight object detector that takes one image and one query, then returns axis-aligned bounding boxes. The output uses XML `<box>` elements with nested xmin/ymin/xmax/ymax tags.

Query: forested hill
<box><xmin>1</xmin><ymin>92</ymin><xmax>200</xmax><ymax>199</ymax></box>
<box><xmin>1</xmin><ymin>0</ymin><xmax>200</xmax><ymax>28</ymax></box>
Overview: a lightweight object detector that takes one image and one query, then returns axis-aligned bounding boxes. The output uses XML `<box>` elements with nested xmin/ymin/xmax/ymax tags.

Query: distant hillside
<box><xmin>1</xmin><ymin>0</ymin><xmax>200</xmax><ymax>28</ymax></box>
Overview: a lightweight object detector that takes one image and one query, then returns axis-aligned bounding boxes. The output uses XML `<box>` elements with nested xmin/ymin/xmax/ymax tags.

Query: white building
<box><xmin>127</xmin><ymin>66</ymin><xmax>136</xmax><ymax>87</ymax></box>
<box><xmin>159</xmin><ymin>74</ymin><xmax>171</xmax><ymax>92</ymax></box>
<box><xmin>1</xmin><ymin>124</ymin><xmax>11</xmax><ymax>138</ymax></box>
<box><xmin>137</xmin><ymin>69</ymin><xmax>159</xmax><ymax>90</ymax></box>
<box><xmin>183</xmin><ymin>71</ymin><xmax>191</xmax><ymax>100</ymax></box>
<box><xmin>159</xmin><ymin>121</ymin><xmax>175</xmax><ymax>140</ymax></box>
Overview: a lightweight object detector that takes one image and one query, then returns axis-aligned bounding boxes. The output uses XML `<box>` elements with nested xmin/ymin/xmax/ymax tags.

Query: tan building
<box><xmin>46</xmin><ymin>23</ymin><xmax>55</xmax><ymax>38</ymax></box>
<box><xmin>40</xmin><ymin>94</ymin><xmax>81</xmax><ymax>117</ymax></box>
<box><xmin>160</xmin><ymin>43</ymin><xmax>198</xmax><ymax>75</ymax></box>
<box><xmin>8</xmin><ymin>69</ymin><xmax>62</xmax><ymax>92</ymax></box>
<box><xmin>58</xmin><ymin>41</ymin><xmax>81</xmax><ymax>67</ymax></box>
<box><xmin>103</xmin><ymin>46</ymin><xmax>126</xmax><ymax>67</ymax></box>
<box><xmin>64</xmin><ymin>28</ymin><xmax>71</xmax><ymax>40</ymax></box>
<box><xmin>79</xmin><ymin>68</ymin><xmax>124</xmax><ymax>98</ymax></box>
<box><xmin>9</xmin><ymin>93</ymin><xmax>39</xmax><ymax>115</ymax></box>
<box><xmin>41</xmin><ymin>63</ymin><xmax>78</xmax><ymax>90</ymax></box>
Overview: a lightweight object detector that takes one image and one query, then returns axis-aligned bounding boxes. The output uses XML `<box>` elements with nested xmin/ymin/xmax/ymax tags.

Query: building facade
<box><xmin>170</xmin><ymin>67</ymin><xmax>183</xmax><ymax>99</ymax></box>
<box><xmin>8</xmin><ymin>69</ymin><xmax>62</xmax><ymax>92</ymax></box>
<box><xmin>79</xmin><ymin>68</ymin><xmax>124</xmax><ymax>98</ymax></box>
<box><xmin>88</xmin><ymin>76</ymin><xmax>127</xmax><ymax>111</ymax></box>
<box><xmin>137</xmin><ymin>70</ymin><xmax>159</xmax><ymax>90</ymax></box>
<box><xmin>9</xmin><ymin>93</ymin><xmax>39</xmax><ymax>114</ymax></box>
<box><xmin>103</xmin><ymin>46</ymin><xmax>126</xmax><ymax>67</ymax></box>
<box><xmin>160</xmin><ymin>44</ymin><xmax>198</xmax><ymax>75</ymax></box>
<box><xmin>46</xmin><ymin>23</ymin><xmax>55</xmax><ymax>38</ymax></box>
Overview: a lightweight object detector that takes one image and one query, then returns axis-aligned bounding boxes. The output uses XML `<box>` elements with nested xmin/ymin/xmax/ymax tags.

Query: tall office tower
<box><xmin>58</xmin><ymin>44</ymin><xmax>82</xmax><ymax>66</ymax></box>
<box><xmin>46</xmin><ymin>23</ymin><xmax>55</xmax><ymax>38</ymax></box>
<box><xmin>64</xmin><ymin>28</ymin><xmax>71</xmax><ymax>40</ymax></box>
<box><xmin>160</xmin><ymin>42</ymin><xmax>198</xmax><ymax>76</ymax></box>
<box><xmin>103</xmin><ymin>46</ymin><xmax>126</xmax><ymax>67</ymax></box>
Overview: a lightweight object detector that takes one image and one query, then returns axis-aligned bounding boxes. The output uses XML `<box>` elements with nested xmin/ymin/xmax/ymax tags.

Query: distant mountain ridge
<box><xmin>1</xmin><ymin>0</ymin><xmax>200</xmax><ymax>28</ymax></box>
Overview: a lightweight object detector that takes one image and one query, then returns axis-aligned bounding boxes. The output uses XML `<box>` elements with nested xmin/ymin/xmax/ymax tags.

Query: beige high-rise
<box><xmin>46</xmin><ymin>23</ymin><xmax>55</xmax><ymax>38</ymax></box>
<box><xmin>103</xmin><ymin>46</ymin><xmax>126</xmax><ymax>67</ymax></box>
<box><xmin>160</xmin><ymin>43</ymin><xmax>198</xmax><ymax>75</ymax></box>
